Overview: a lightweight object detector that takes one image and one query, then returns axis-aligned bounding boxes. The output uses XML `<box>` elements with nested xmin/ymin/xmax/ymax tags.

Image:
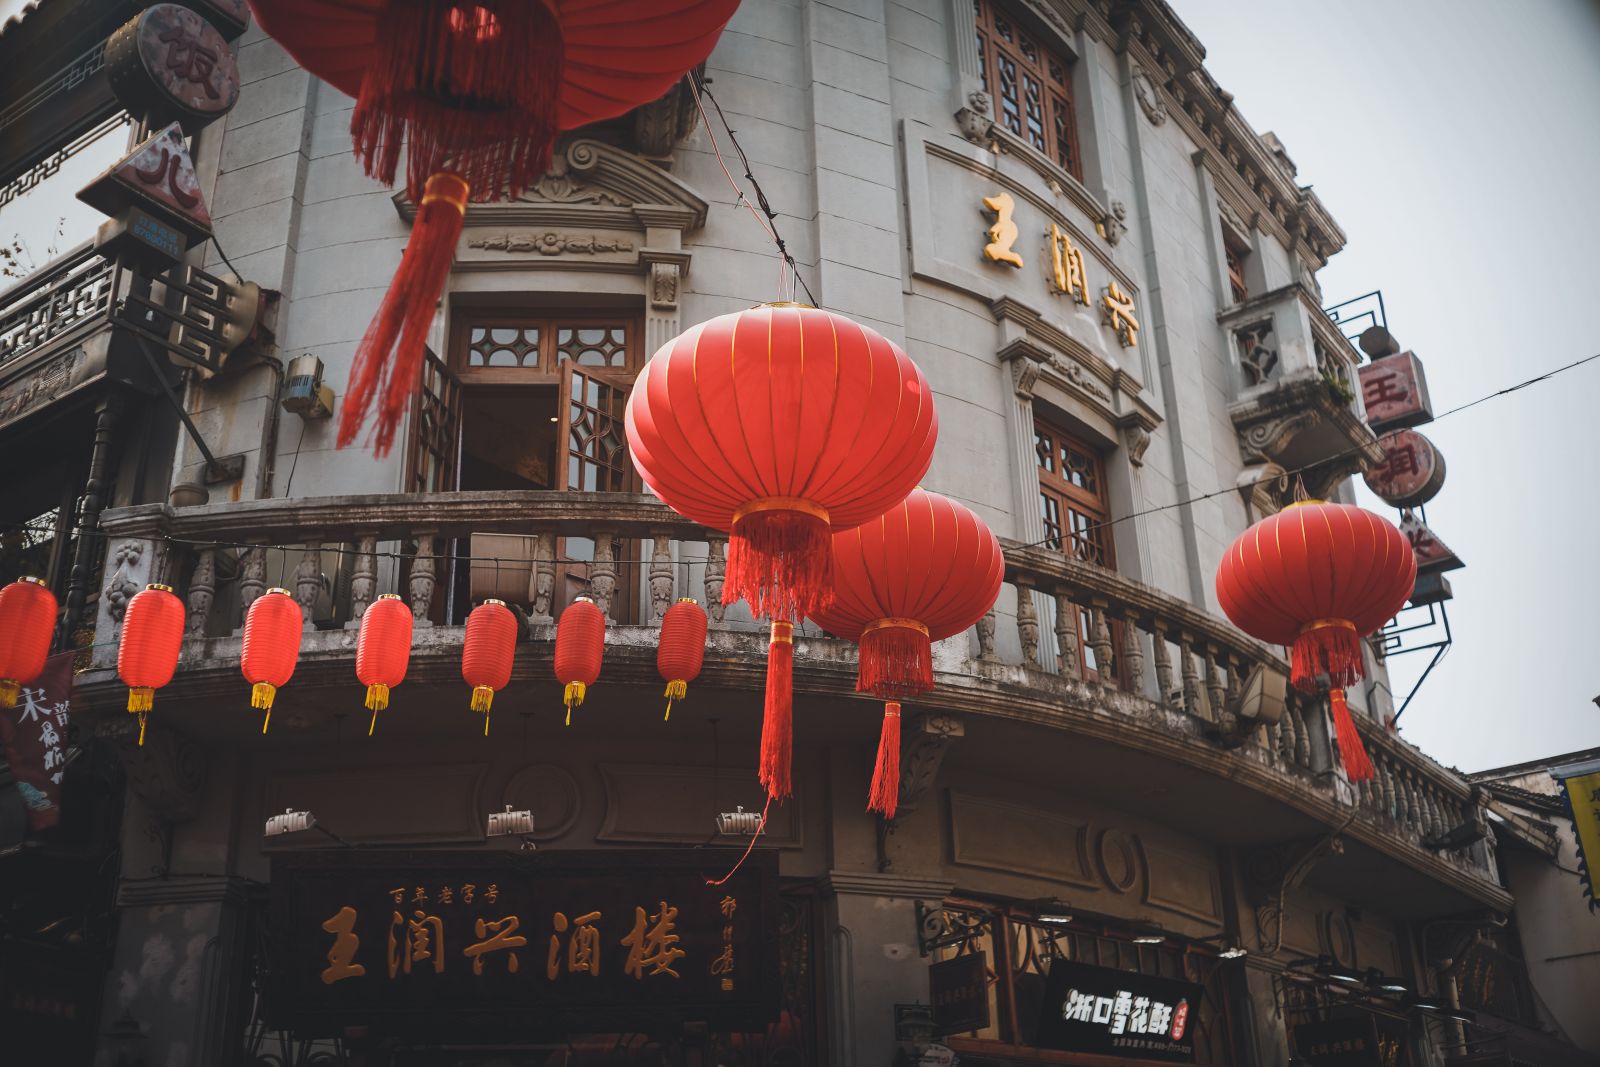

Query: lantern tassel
<box><xmin>127</xmin><ymin>687</ymin><xmax>153</xmax><ymax>713</ymax></box>
<box><xmin>727</xmin><ymin>506</ymin><xmax>833</xmax><ymax>620</ymax></box>
<box><xmin>663</xmin><ymin>679</ymin><xmax>687</xmax><ymax>721</ymax></box>
<box><xmin>858</xmin><ymin>621</ymin><xmax>933</xmax><ymax>697</ymax></box>
<box><xmin>1290</xmin><ymin>619</ymin><xmax>1364</xmax><ymax>692</ymax></box>
<box><xmin>1328</xmin><ymin>688</ymin><xmax>1375</xmax><ymax>782</ymax></box>
<box><xmin>136</xmin><ymin>711</ymin><xmax>147</xmax><ymax>747</ymax></box>
<box><xmin>868</xmin><ymin>702</ymin><xmax>902</xmax><ymax>820</ymax></box>
<box><xmin>252</xmin><ymin>681</ymin><xmax>276</xmax><ymax>710</ymax></box>
<box><xmin>759</xmin><ymin>621</ymin><xmax>794</xmax><ymax>801</ymax></box>
<box><xmin>0</xmin><ymin>679</ymin><xmax>19</xmax><ymax>707</ymax></box>
<box><xmin>564</xmin><ymin>681</ymin><xmax>586</xmax><ymax>727</ymax></box>
<box><xmin>471</xmin><ymin>685</ymin><xmax>494</xmax><ymax>713</ymax></box>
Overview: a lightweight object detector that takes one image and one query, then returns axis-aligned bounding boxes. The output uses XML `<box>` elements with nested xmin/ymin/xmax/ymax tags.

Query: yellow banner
<box><xmin>1563</xmin><ymin>770</ymin><xmax>1600</xmax><ymax>912</ymax></box>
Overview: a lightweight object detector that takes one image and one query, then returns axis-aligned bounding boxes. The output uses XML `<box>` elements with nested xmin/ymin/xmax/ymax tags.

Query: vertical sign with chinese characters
<box><xmin>0</xmin><ymin>653</ymin><xmax>73</xmax><ymax>830</ymax></box>
<box><xmin>1558</xmin><ymin>769</ymin><xmax>1600</xmax><ymax>913</ymax></box>
<box><xmin>1035</xmin><ymin>959</ymin><xmax>1203</xmax><ymax>1063</ymax></box>
<box><xmin>267</xmin><ymin>850</ymin><xmax>779</xmax><ymax>1037</ymax></box>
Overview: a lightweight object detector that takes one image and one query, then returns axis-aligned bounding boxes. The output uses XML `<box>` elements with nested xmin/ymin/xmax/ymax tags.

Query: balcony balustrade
<box><xmin>80</xmin><ymin>489</ymin><xmax>1502</xmax><ymax>903</ymax></box>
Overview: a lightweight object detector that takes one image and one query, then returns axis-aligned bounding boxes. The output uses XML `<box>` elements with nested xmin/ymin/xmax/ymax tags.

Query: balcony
<box><xmin>76</xmin><ymin>490</ymin><xmax>1507</xmax><ymax>917</ymax></box>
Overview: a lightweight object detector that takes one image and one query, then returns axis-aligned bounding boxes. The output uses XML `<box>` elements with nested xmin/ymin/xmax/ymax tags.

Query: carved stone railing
<box><xmin>87</xmin><ymin>490</ymin><xmax>1500</xmax><ymax>895</ymax></box>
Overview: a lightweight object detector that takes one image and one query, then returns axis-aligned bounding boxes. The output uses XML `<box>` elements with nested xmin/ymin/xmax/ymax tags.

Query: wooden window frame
<box><xmin>1035</xmin><ymin>416</ymin><xmax>1114</xmax><ymax>570</ymax></box>
<box><xmin>975</xmin><ymin>0</ymin><xmax>1084</xmax><ymax>180</ymax></box>
<box><xmin>1223</xmin><ymin>228</ymin><xmax>1251</xmax><ymax>305</ymax></box>
<box><xmin>449</xmin><ymin>310</ymin><xmax>644</xmax><ymax>384</ymax></box>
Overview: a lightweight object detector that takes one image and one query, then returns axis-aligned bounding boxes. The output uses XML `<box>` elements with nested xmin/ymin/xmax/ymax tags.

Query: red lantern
<box><xmin>241</xmin><ymin>588</ymin><xmax>302</xmax><ymax>733</ymax></box>
<box><xmin>247</xmin><ymin>0</ymin><xmax>740</xmax><ymax>456</ymax></box>
<box><xmin>117</xmin><ymin>583</ymin><xmax>185</xmax><ymax>746</ymax></box>
<box><xmin>463</xmin><ymin>599</ymin><xmax>518</xmax><ymax>734</ymax></box>
<box><xmin>657</xmin><ymin>598</ymin><xmax>708</xmax><ymax>721</ymax></box>
<box><xmin>554</xmin><ymin>596</ymin><xmax>605</xmax><ymax>725</ymax></box>
<box><xmin>0</xmin><ymin>577</ymin><xmax>57</xmax><ymax>707</ymax></box>
<box><xmin>356</xmin><ymin>593</ymin><xmax>413</xmax><ymax>735</ymax></box>
<box><xmin>1215</xmin><ymin>500</ymin><xmax>1416</xmax><ymax>781</ymax></box>
<box><xmin>812</xmin><ymin>489</ymin><xmax>1004</xmax><ymax>818</ymax></box>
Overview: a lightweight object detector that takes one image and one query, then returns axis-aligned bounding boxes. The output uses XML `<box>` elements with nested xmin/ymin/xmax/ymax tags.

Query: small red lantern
<box><xmin>118</xmin><ymin>583</ymin><xmax>185</xmax><ymax>746</ymax></box>
<box><xmin>554</xmin><ymin>596</ymin><xmax>605</xmax><ymax>725</ymax></box>
<box><xmin>1215</xmin><ymin>500</ymin><xmax>1416</xmax><ymax>781</ymax></box>
<box><xmin>241</xmin><ymin>587</ymin><xmax>302</xmax><ymax>733</ymax></box>
<box><xmin>812</xmin><ymin>490</ymin><xmax>1004</xmax><ymax>818</ymax></box>
<box><xmin>463</xmin><ymin>599</ymin><xmax>518</xmax><ymax>734</ymax></box>
<box><xmin>0</xmin><ymin>577</ymin><xmax>58</xmax><ymax>707</ymax></box>
<box><xmin>657</xmin><ymin>598</ymin><xmax>708</xmax><ymax>721</ymax></box>
<box><xmin>356</xmin><ymin>593</ymin><xmax>413</xmax><ymax>735</ymax></box>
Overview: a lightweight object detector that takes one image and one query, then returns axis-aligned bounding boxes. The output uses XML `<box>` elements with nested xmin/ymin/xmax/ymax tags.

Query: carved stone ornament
<box><xmin>1131</xmin><ymin>65</ymin><xmax>1168</xmax><ymax>126</ymax></box>
<box><xmin>956</xmin><ymin>90</ymin><xmax>994</xmax><ymax>145</ymax></box>
<box><xmin>650</xmin><ymin>261</ymin><xmax>679</xmax><ymax>310</ymax></box>
<box><xmin>1239</xmin><ymin>410</ymin><xmax>1316</xmax><ymax>463</ymax></box>
<box><xmin>1050</xmin><ymin>354</ymin><xmax>1112</xmax><ymax>401</ymax></box>
<box><xmin>102</xmin><ymin>540</ymin><xmax>146</xmax><ymax>627</ymax></box>
<box><xmin>467</xmin><ymin>232</ymin><xmax>635</xmax><ymax>256</ymax></box>
<box><xmin>1098</xmin><ymin>200</ymin><xmax>1128</xmax><ymax>247</ymax></box>
<box><xmin>897</xmin><ymin>713</ymin><xmax>964</xmax><ymax>815</ymax></box>
<box><xmin>518</xmin><ymin>151</ymin><xmax>630</xmax><ymax>206</ymax></box>
<box><xmin>630</xmin><ymin>69</ymin><xmax>701</xmax><ymax>159</ymax></box>
<box><xmin>1011</xmin><ymin>358</ymin><xmax>1041</xmax><ymax>399</ymax></box>
<box><xmin>1122</xmin><ymin>425</ymin><xmax>1151</xmax><ymax>467</ymax></box>
<box><xmin>0</xmin><ymin>345</ymin><xmax>87</xmax><ymax>430</ymax></box>
<box><xmin>110</xmin><ymin>722</ymin><xmax>209</xmax><ymax>823</ymax></box>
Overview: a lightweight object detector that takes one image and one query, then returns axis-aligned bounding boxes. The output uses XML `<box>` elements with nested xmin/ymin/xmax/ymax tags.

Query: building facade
<box><xmin>0</xmin><ymin>1</ymin><xmax>1591</xmax><ymax>1065</ymax></box>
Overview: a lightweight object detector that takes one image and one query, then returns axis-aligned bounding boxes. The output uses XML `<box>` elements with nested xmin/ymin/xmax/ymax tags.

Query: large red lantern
<box><xmin>463</xmin><ymin>599</ymin><xmax>518</xmax><ymax>734</ymax></box>
<box><xmin>117</xmin><ymin>583</ymin><xmax>185</xmax><ymax>746</ymax></box>
<box><xmin>241</xmin><ymin>587</ymin><xmax>302</xmax><ymax>733</ymax></box>
<box><xmin>554</xmin><ymin>596</ymin><xmax>605</xmax><ymax>725</ymax></box>
<box><xmin>0</xmin><ymin>577</ymin><xmax>58</xmax><ymax>707</ymax></box>
<box><xmin>356</xmin><ymin>593</ymin><xmax>413</xmax><ymax>735</ymax></box>
<box><xmin>657</xmin><ymin>598</ymin><xmax>707</xmax><ymax>721</ymax></box>
<box><xmin>811</xmin><ymin>489</ymin><xmax>1004</xmax><ymax>818</ymax></box>
<box><xmin>247</xmin><ymin>0</ymin><xmax>740</xmax><ymax>456</ymax></box>
<box><xmin>1215</xmin><ymin>500</ymin><xmax>1415</xmax><ymax>781</ymax></box>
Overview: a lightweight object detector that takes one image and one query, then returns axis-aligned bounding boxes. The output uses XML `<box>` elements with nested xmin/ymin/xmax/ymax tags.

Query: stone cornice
<box><xmin>820</xmin><ymin>871</ymin><xmax>956</xmax><ymax>899</ymax></box>
<box><xmin>117</xmin><ymin>873</ymin><xmax>253</xmax><ymax>908</ymax></box>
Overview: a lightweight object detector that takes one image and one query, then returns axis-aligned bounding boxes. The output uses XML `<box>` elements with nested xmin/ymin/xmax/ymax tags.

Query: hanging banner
<box><xmin>0</xmin><ymin>652</ymin><xmax>73</xmax><ymax>831</ymax></box>
<box><xmin>266</xmin><ymin>849</ymin><xmax>780</xmax><ymax>1037</ymax></box>
<box><xmin>1036</xmin><ymin>958</ymin><xmax>1203</xmax><ymax>1063</ymax></box>
<box><xmin>1555</xmin><ymin>766</ymin><xmax>1600</xmax><ymax>913</ymax></box>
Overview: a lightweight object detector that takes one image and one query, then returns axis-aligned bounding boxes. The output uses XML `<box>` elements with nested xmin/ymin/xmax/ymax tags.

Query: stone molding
<box><xmin>118</xmin><ymin>873</ymin><xmax>252</xmax><ymax>908</ymax></box>
<box><xmin>820</xmin><ymin>870</ymin><xmax>955</xmax><ymax>900</ymax></box>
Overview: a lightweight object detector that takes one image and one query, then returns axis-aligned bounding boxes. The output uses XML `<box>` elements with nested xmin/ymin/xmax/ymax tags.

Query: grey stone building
<box><xmin>0</xmin><ymin>1</ymin><xmax>1591</xmax><ymax>1065</ymax></box>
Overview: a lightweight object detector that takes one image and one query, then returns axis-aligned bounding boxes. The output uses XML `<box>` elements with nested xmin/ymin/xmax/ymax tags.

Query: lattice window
<box><xmin>407</xmin><ymin>347</ymin><xmax>461</xmax><ymax>494</ymax></box>
<box><xmin>556</xmin><ymin>325</ymin><xmax>629</xmax><ymax>368</ymax></box>
<box><xmin>1035</xmin><ymin>419</ymin><xmax>1111</xmax><ymax>567</ymax></box>
<box><xmin>454</xmin><ymin>313</ymin><xmax>639</xmax><ymax>378</ymax></box>
<box><xmin>467</xmin><ymin>324</ymin><xmax>540</xmax><ymax>368</ymax></box>
<box><xmin>975</xmin><ymin>0</ymin><xmax>1082</xmax><ymax>179</ymax></box>
<box><xmin>1223</xmin><ymin>229</ymin><xmax>1250</xmax><ymax>304</ymax></box>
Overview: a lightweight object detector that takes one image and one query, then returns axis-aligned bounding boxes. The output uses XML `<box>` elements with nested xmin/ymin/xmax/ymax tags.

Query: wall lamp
<box><xmin>264</xmin><ymin>808</ymin><xmax>350</xmax><ymax>847</ymax></box>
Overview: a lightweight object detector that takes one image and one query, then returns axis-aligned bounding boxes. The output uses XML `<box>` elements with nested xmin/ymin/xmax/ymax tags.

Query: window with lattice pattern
<box><xmin>975</xmin><ymin>0</ymin><xmax>1082</xmax><ymax>179</ymax></box>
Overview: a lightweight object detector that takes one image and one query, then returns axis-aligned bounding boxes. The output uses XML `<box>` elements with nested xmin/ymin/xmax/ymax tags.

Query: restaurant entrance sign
<box><xmin>1036</xmin><ymin>958</ymin><xmax>1204</xmax><ymax>1063</ymax></box>
<box><xmin>267</xmin><ymin>849</ymin><xmax>779</xmax><ymax>1038</ymax></box>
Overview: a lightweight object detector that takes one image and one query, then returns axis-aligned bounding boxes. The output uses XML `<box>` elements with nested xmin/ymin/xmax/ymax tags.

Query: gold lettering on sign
<box><xmin>982</xmin><ymin>192</ymin><xmax>1024</xmax><ymax>268</ymax></box>
<box><xmin>1048</xmin><ymin>223</ymin><xmax>1089</xmax><ymax>304</ymax></box>
<box><xmin>319</xmin><ymin>906</ymin><xmax>366</xmax><ymax>985</ymax></box>
<box><xmin>1102</xmin><ymin>281</ymin><xmax>1140</xmax><ymax>347</ymax></box>
<box><xmin>464</xmin><ymin>915</ymin><xmax>526</xmax><ymax>975</ymax></box>
<box><xmin>622</xmin><ymin>901</ymin><xmax>686</xmax><ymax>979</ymax></box>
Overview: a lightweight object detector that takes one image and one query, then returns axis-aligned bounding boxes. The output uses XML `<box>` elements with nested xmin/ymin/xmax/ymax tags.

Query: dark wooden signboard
<box><xmin>930</xmin><ymin>952</ymin><xmax>990</xmax><ymax>1036</ymax></box>
<box><xmin>266</xmin><ymin>849</ymin><xmax>780</xmax><ymax>1039</ymax></box>
<box><xmin>1294</xmin><ymin>1016</ymin><xmax>1384</xmax><ymax>1067</ymax></box>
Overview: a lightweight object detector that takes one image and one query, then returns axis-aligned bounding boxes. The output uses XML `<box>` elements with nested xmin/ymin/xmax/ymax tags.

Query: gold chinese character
<box><xmin>982</xmin><ymin>192</ymin><xmax>1024</xmax><ymax>268</ymax></box>
<box><xmin>319</xmin><ymin>906</ymin><xmax>366</xmax><ymax>985</ymax></box>
<box><xmin>484</xmin><ymin>883</ymin><xmax>499</xmax><ymax>903</ymax></box>
<box><xmin>722</xmin><ymin>924</ymin><xmax>734</xmax><ymax>942</ymax></box>
<box><xmin>438</xmin><ymin>886</ymin><xmax>454</xmax><ymax>905</ymax></box>
<box><xmin>461</xmin><ymin>883</ymin><xmax>475</xmax><ymax>904</ymax></box>
<box><xmin>388</xmin><ymin>910</ymin><xmax>445</xmax><ymax>977</ymax></box>
<box><xmin>710</xmin><ymin>944</ymin><xmax>735</xmax><ymax>976</ymax></box>
<box><xmin>721</xmin><ymin>977</ymin><xmax>734</xmax><ymax>991</ymax></box>
<box><xmin>1102</xmin><ymin>281</ymin><xmax>1140</xmax><ymax>347</ymax></box>
<box><xmin>389</xmin><ymin>887</ymin><xmax>406</xmax><ymax>905</ymax></box>
<box><xmin>547</xmin><ymin>910</ymin><xmax>603</xmax><ymax>979</ymax></box>
<box><xmin>412</xmin><ymin>886</ymin><xmax>428</xmax><ymax>904</ymax></box>
<box><xmin>1049</xmin><ymin>224</ymin><xmax>1089</xmax><ymax>304</ymax></box>
<box><xmin>464</xmin><ymin>915</ymin><xmax>526</xmax><ymax>975</ymax></box>
<box><xmin>720</xmin><ymin>895</ymin><xmax>738</xmax><ymax>920</ymax></box>
<box><xmin>622</xmin><ymin>901</ymin><xmax>686</xmax><ymax>979</ymax></box>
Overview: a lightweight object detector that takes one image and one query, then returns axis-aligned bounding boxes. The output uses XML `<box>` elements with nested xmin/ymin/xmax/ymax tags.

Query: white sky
<box><xmin>1176</xmin><ymin>0</ymin><xmax>1600</xmax><ymax>772</ymax></box>
<box><xmin>3</xmin><ymin>0</ymin><xmax>1596</xmax><ymax>772</ymax></box>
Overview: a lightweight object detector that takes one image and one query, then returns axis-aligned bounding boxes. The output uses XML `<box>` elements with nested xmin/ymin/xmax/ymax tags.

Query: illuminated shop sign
<box><xmin>1036</xmin><ymin>958</ymin><xmax>1203</xmax><ymax>1063</ymax></box>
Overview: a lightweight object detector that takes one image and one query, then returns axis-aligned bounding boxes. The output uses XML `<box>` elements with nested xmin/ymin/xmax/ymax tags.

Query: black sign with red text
<box><xmin>1036</xmin><ymin>959</ymin><xmax>1204</xmax><ymax>1063</ymax></box>
<box><xmin>266</xmin><ymin>850</ymin><xmax>779</xmax><ymax>1038</ymax></box>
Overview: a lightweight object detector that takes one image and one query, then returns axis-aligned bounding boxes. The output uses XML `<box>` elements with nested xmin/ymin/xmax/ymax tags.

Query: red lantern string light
<box><xmin>462</xmin><ymin>599</ymin><xmax>518</xmax><ymax>735</ymax></box>
<box><xmin>247</xmin><ymin>0</ymin><xmax>740</xmax><ymax>456</ymax></box>
<box><xmin>356</xmin><ymin>593</ymin><xmax>413</xmax><ymax>735</ymax></box>
<box><xmin>241</xmin><ymin>588</ymin><xmax>303</xmax><ymax>733</ymax></box>
<box><xmin>811</xmin><ymin>490</ymin><xmax>1004</xmax><ymax>819</ymax></box>
<box><xmin>657</xmin><ymin>598</ymin><xmax>707</xmax><ymax>721</ymax></box>
<box><xmin>0</xmin><ymin>577</ymin><xmax>57</xmax><ymax>707</ymax></box>
<box><xmin>554</xmin><ymin>596</ymin><xmax>604</xmax><ymax>725</ymax></box>
<box><xmin>1215</xmin><ymin>500</ymin><xmax>1415</xmax><ymax>782</ymax></box>
<box><xmin>117</xmin><ymin>584</ymin><xmax>185</xmax><ymax>746</ymax></box>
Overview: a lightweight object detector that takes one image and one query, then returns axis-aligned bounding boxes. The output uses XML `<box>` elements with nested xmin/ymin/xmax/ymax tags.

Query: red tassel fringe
<box><xmin>1328</xmin><ymin>688</ymin><xmax>1375</xmax><ymax>782</ymax></box>
<box><xmin>351</xmin><ymin>0</ymin><xmax>564</xmax><ymax>200</ymax></box>
<box><xmin>868</xmin><ymin>701</ymin><xmax>901</xmax><ymax>819</ymax></box>
<box><xmin>1290</xmin><ymin>621</ymin><xmax>1364</xmax><ymax>691</ymax></box>
<box><xmin>726</xmin><ymin>509</ymin><xmax>834</xmax><ymax>621</ymax></box>
<box><xmin>338</xmin><ymin>175</ymin><xmax>468</xmax><ymax>455</ymax></box>
<box><xmin>759</xmin><ymin>621</ymin><xmax>794</xmax><ymax>801</ymax></box>
<box><xmin>859</xmin><ymin>625</ymin><xmax>933</xmax><ymax>698</ymax></box>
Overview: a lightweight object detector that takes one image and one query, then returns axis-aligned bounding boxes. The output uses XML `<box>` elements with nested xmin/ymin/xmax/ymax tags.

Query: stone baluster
<box><xmin>1289</xmin><ymin>695</ymin><xmax>1311</xmax><ymax>767</ymax></box>
<box><xmin>1053</xmin><ymin>594</ymin><xmax>1080</xmax><ymax>678</ymax></box>
<box><xmin>1394</xmin><ymin>765</ymin><xmax>1416</xmax><ymax>834</ymax></box>
<box><xmin>703</xmin><ymin>535</ymin><xmax>727</xmax><ymax>623</ymax></box>
<box><xmin>649</xmin><ymin>532</ymin><xmax>674</xmax><ymax>620</ymax></box>
<box><xmin>1179</xmin><ymin>638</ymin><xmax>1201</xmax><ymax>717</ymax></box>
<box><xmin>1378</xmin><ymin>754</ymin><xmax>1398</xmax><ymax>821</ymax></box>
<box><xmin>529</xmin><ymin>531</ymin><xmax>556</xmax><ymax>624</ymax></box>
<box><xmin>349</xmin><ymin>536</ymin><xmax>378</xmax><ymax>622</ymax></box>
<box><xmin>1423</xmin><ymin>781</ymin><xmax>1446</xmax><ymax>840</ymax></box>
<box><xmin>1089</xmin><ymin>604</ymin><xmax>1115</xmax><ymax>684</ymax></box>
<box><xmin>185</xmin><ymin>548</ymin><xmax>216</xmax><ymax>637</ymax></box>
<box><xmin>1150</xmin><ymin>624</ymin><xmax>1174</xmax><ymax>707</ymax></box>
<box><xmin>976</xmin><ymin>609</ymin><xmax>997</xmax><ymax>661</ymax></box>
<box><xmin>238</xmin><ymin>546</ymin><xmax>267</xmax><ymax>624</ymax></box>
<box><xmin>589</xmin><ymin>530</ymin><xmax>617</xmax><ymax>621</ymax></box>
<box><xmin>1015</xmin><ymin>581</ymin><xmax>1040</xmax><ymax>668</ymax></box>
<box><xmin>295</xmin><ymin>539</ymin><xmax>323</xmax><ymax>631</ymax></box>
<box><xmin>1205</xmin><ymin>648</ymin><xmax>1226</xmax><ymax>722</ymax></box>
<box><xmin>1121</xmin><ymin>613</ymin><xmax>1145</xmax><ymax>695</ymax></box>
<box><xmin>409</xmin><ymin>532</ymin><xmax>437</xmax><ymax>624</ymax></box>
<box><xmin>1354</xmin><ymin>772</ymin><xmax>1373</xmax><ymax>811</ymax></box>
<box><xmin>1277</xmin><ymin>697</ymin><xmax>1298</xmax><ymax>762</ymax></box>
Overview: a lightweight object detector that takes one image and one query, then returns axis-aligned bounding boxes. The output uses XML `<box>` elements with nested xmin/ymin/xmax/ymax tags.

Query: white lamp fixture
<box><xmin>265</xmin><ymin>808</ymin><xmax>316</xmax><ymax>837</ymax></box>
<box><xmin>715</xmin><ymin>806</ymin><xmax>765</xmax><ymax>836</ymax></box>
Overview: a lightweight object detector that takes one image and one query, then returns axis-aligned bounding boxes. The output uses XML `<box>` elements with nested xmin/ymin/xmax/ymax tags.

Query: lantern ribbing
<box><xmin>241</xmin><ymin>588</ymin><xmax>302</xmax><ymax>733</ymax></box>
<box><xmin>117</xmin><ymin>584</ymin><xmax>185</xmax><ymax>746</ymax></box>
<box><xmin>462</xmin><ymin>599</ymin><xmax>518</xmax><ymax>735</ymax></box>
<box><xmin>554</xmin><ymin>597</ymin><xmax>605</xmax><ymax>726</ymax></box>
<box><xmin>356</xmin><ymin>594</ymin><xmax>412</xmax><ymax>735</ymax></box>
